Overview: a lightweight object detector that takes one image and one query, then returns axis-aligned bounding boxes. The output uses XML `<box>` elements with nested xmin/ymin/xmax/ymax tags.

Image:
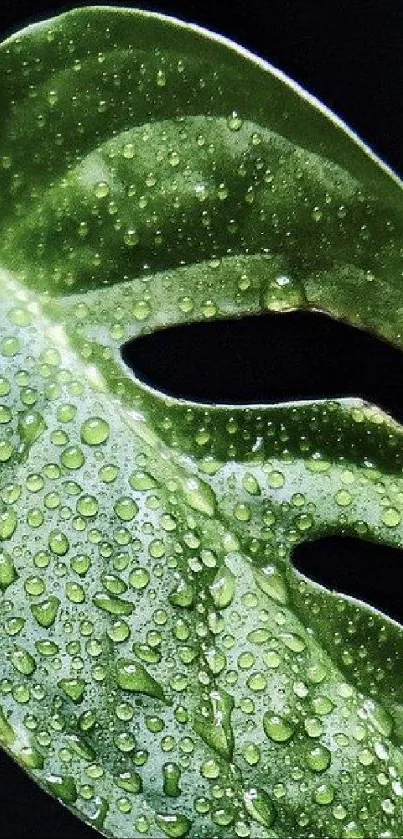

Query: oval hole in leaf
<box><xmin>293</xmin><ymin>536</ymin><xmax>403</xmax><ymax>624</ymax></box>
<box><xmin>121</xmin><ymin>311</ymin><xmax>403</xmax><ymax>421</ymax></box>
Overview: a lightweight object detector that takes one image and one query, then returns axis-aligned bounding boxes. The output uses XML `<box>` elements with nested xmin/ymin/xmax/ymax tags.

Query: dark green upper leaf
<box><xmin>0</xmin><ymin>7</ymin><xmax>402</xmax><ymax>838</ymax></box>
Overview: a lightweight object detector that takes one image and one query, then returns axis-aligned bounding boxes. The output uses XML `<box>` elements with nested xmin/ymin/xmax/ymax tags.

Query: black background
<box><xmin>0</xmin><ymin>1</ymin><xmax>403</xmax><ymax>837</ymax></box>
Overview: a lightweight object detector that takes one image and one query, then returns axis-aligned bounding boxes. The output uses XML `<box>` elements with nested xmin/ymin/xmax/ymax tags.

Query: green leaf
<box><xmin>0</xmin><ymin>6</ymin><xmax>402</xmax><ymax>838</ymax></box>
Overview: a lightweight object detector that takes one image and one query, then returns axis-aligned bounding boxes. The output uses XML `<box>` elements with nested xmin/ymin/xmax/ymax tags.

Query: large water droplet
<box><xmin>263</xmin><ymin>713</ymin><xmax>294</xmax><ymax>743</ymax></box>
<box><xmin>81</xmin><ymin>417</ymin><xmax>110</xmax><ymax>446</ymax></box>
<box><xmin>31</xmin><ymin>596</ymin><xmax>60</xmax><ymax>628</ymax></box>
<box><xmin>0</xmin><ymin>509</ymin><xmax>17</xmax><ymax>541</ymax></box>
<box><xmin>306</xmin><ymin>744</ymin><xmax>331</xmax><ymax>772</ymax></box>
<box><xmin>254</xmin><ymin>565</ymin><xmax>288</xmax><ymax>604</ymax></box>
<box><xmin>11</xmin><ymin>647</ymin><xmax>36</xmax><ymax>676</ymax></box>
<box><xmin>194</xmin><ymin>689</ymin><xmax>234</xmax><ymax>760</ymax></box>
<box><xmin>0</xmin><ymin>551</ymin><xmax>17</xmax><ymax>590</ymax></box>
<box><xmin>155</xmin><ymin>813</ymin><xmax>191</xmax><ymax>838</ymax></box>
<box><xmin>46</xmin><ymin>774</ymin><xmax>77</xmax><ymax>804</ymax></box>
<box><xmin>209</xmin><ymin>563</ymin><xmax>236</xmax><ymax>609</ymax></box>
<box><xmin>116</xmin><ymin>659</ymin><xmax>165</xmax><ymax>701</ymax></box>
<box><xmin>182</xmin><ymin>477</ymin><xmax>216</xmax><ymax>517</ymax></box>
<box><xmin>163</xmin><ymin>763</ymin><xmax>182</xmax><ymax>797</ymax></box>
<box><xmin>58</xmin><ymin>678</ymin><xmax>86</xmax><ymax>704</ymax></box>
<box><xmin>93</xmin><ymin>592</ymin><xmax>134</xmax><ymax>616</ymax></box>
<box><xmin>243</xmin><ymin>788</ymin><xmax>276</xmax><ymax>828</ymax></box>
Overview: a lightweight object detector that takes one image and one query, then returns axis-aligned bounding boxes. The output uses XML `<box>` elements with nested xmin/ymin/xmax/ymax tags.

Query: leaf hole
<box><xmin>121</xmin><ymin>310</ymin><xmax>403</xmax><ymax>422</ymax></box>
<box><xmin>293</xmin><ymin>535</ymin><xmax>403</xmax><ymax>623</ymax></box>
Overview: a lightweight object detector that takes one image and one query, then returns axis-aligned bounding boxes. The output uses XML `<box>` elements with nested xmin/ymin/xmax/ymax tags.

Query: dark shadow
<box><xmin>121</xmin><ymin>311</ymin><xmax>403</xmax><ymax>422</ymax></box>
<box><xmin>293</xmin><ymin>536</ymin><xmax>403</xmax><ymax>624</ymax></box>
<box><xmin>0</xmin><ymin>750</ymin><xmax>101</xmax><ymax>839</ymax></box>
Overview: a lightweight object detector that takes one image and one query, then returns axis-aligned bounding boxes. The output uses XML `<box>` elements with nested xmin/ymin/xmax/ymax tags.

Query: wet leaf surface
<box><xmin>0</xmin><ymin>7</ymin><xmax>403</xmax><ymax>838</ymax></box>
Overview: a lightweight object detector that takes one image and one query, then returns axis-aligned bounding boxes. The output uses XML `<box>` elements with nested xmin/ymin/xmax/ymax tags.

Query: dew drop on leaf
<box><xmin>80</xmin><ymin>416</ymin><xmax>110</xmax><ymax>445</ymax></box>
<box><xmin>116</xmin><ymin>659</ymin><xmax>166</xmax><ymax>701</ymax></box>
<box><xmin>243</xmin><ymin>787</ymin><xmax>277</xmax><ymax>828</ymax></box>
<box><xmin>263</xmin><ymin>713</ymin><xmax>295</xmax><ymax>743</ymax></box>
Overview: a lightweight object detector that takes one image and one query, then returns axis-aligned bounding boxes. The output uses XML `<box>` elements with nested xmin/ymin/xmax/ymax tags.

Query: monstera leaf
<box><xmin>1</xmin><ymin>6</ymin><xmax>403</xmax><ymax>838</ymax></box>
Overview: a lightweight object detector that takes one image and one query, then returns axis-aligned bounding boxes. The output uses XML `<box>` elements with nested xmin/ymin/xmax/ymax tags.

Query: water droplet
<box><xmin>124</xmin><ymin>228</ymin><xmax>140</xmax><ymax>247</ymax></box>
<box><xmin>227</xmin><ymin>111</ymin><xmax>243</xmax><ymax>131</ymax></box>
<box><xmin>280</xmin><ymin>632</ymin><xmax>306</xmax><ymax>653</ymax></box>
<box><xmin>182</xmin><ymin>477</ymin><xmax>216</xmax><ymax>517</ymax></box>
<box><xmin>76</xmin><ymin>495</ymin><xmax>99</xmax><ymax>517</ymax></box>
<box><xmin>194</xmin><ymin>689</ymin><xmax>234</xmax><ymax>760</ymax></box>
<box><xmin>342</xmin><ymin>821</ymin><xmax>365</xmax><ymax>838</ymax></box>
<box><xmin>365</xmin><ymin>700</ymin><xmax>393</xmax><ymax>737</ymax></box>
<box><xmin>58</xmin><ymin>678</ymin><xmax>86</xmax><ymax>704</ymax></box>
<box><xmin>155</xmin><ymin>813</ymin><xmax>191</xmax><ymax>838</ymax></box>
<box><xmin>163</xmin><ymin>763</ymin><xmax>181</xmax><ymax>797</ymax></box>
<box><xmin>382</xmin><ymin>507</ymin><xmax>401</xmax><ymax>528</ymax></box>
<box><xmin>264</xmin><ymin>650</ymin><xmax>281</xmax><ymax>668</ymax></box>
<box><xmin>81</xmin><ymin>417</ymin><xmax>110</xmax><ymax>446</ymax></box>
<box><xmin>11</xmin><ymin>647</ymin><xmax>36</xmax><ymax>676</ymax></box>
<box><xmin>93</xmin><ymin>592</ymin><xmax>134</xmax><ymax>616</ymax></box>
<box><xmin>71</xmin><ymin>554</ymin><xmax>91</xmax><ymax>576</ymax></box>
<box><xmin>116</xmin><ymin>659</ymin><xmax>165</xmax><ymax>701</ymax></box>
<box><xmin>18</xmin><ymin>745</ymin><xmax>44</xmax><ymax>770</ymax></box>
<box><xmin>49</xmin><ymin>529</ymin><xmax>69</xmax><ymax>556</ymax></box>
<box><xmin>122</xmin><ymin>142</ymin><xmax>135</xmax><ymax>159</ymax></box>
<box><xmin>129</xmin><ymin>568</ymin><xmax>150</xmax><ymax>590</ymax></box>
<box><xmin>0</xmin><ymin>509</ymin><xmax>17</xmax><ymax>541</ymax></box>
<box><xmin>169</xmin><ymin>578</ymin><xmax>195</xmax><ymax>609</ymax></box>
<box><xmin>0</xmin><ymin>707</ymin><xmax>15</xmax><ymax>746</ymax></box>
<box><xmin>210</xmin><ymin>563</ymin><xmax>236</xmax><ymax>609</ymax></box>
<box><xmin>336</xmin><ymin>489</ymin><xmax>352</xmax><ymax>507</ymax></box>
<box><xmin>263</xmin><ymin>713</ymin><xmax>294</xmax><ymax>743</ymax></box>
<box><xmin>116</xmin><ymin>770</ymin><xmax>142</xmax><ymax>794</ymax></box>
<box><xmin>311</xmin><ymin>695</ymin><xmax>335</xmax><ymax>716</ymax></box>
<box><xmin>31</xmin><ymin>596</ymin><xmax>60</xmax><ymax>628</ymax></box>
<box><xmin>36</xmin><ymin>640</ymin><xmax>59</xmax><ymax>657</ymax></box>
<box><xmin>0</xmin><ymin>551</ymin><xmax>17</xmax><ymax>590</ymax></box>
<box><xmin>114</xmin><ymin>497</ymin><xmax>138</xmax><ymax>522</ymax></box>
<box><xmin>66</xmin><ymin>581</ymin><xmax>86</xmax><ymax>603</ymax></box>
<box><xmin>46</xmin><ymin>774</ymin><xmax>77</xmax><ymax>804</ymax></box>
<box><xmin>242</xmin><ymin>474</ymin><xmax>261</xmax><ymax>496</ymax></box>
<box><xmin>267</xmin><ymin>471</ymin><xmax>285</xmax><ymax>489</ymax></box>
<box><xmin>234</xmin><ymin>503</ymin><xmax>251</xmax><ymax>522</ymax></box>
<box><xmin>61</xmin><ymin>446</ymin><xmax>85</xmax><ymax>470</ymax></box>
<box><xmin>129</xmin><ymin>471</ymin><xmax>156</xmax><ymax>491</ymax></box>
<box><xmin>169</xmin><ymin>151</ymin><xmax>180</xmax><ymax>168</ymax></box>
<box><xmin>254</xmin><ymin>565</ymin><xmax>288</xmax><ymax>604</ymax></box>
<box><xmin>243</xmin><ymin>788</ymin><xmax>276</xmax><ymax>828</ymax></box>
<box><xmin>306</xmin><ymin>744</ymin><xmax>331</xmax><ymax>772</ymax></box>
<box><xmin>314</xmin><ymin>782</ymin><xmax>334</xmax><ymax>805</ymax></box>
<box><xmin>93</xmin><ymin>181</ymin><xmax>110</xmax><ymax>199</ymax></box>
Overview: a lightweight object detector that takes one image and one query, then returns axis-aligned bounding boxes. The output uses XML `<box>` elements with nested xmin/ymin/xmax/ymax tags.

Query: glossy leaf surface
<box><xmin>0</xmin><ymin>7</ymin><xmax>402</xmax><ymax>838</ymax></box>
